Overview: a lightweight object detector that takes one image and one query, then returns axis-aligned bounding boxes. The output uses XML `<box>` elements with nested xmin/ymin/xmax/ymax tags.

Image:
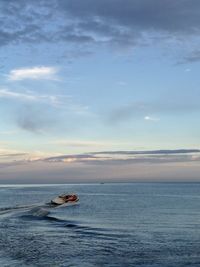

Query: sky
<box><xmin>0</xmin><ymin>0</ymin><xmax>200</xmax><ymax>183</ymax></box>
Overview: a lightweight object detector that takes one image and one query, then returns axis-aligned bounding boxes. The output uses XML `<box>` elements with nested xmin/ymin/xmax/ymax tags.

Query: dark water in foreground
<box><xmin>0</xmin><ymin>183</ymin><xmax>200</xmax><ymax>267</ymax></box>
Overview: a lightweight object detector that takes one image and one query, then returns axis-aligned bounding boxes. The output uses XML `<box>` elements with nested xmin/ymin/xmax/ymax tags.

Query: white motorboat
<box><xmin>50</xmin><ymin>193</ymin><xmax>79</xmax><ymax>206</ymax></box>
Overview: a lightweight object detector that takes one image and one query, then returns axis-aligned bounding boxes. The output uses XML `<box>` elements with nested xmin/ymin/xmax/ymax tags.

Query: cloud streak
<box><xmin>41</xmin><ymin>149</ymin><xmax>200</xmax><ymax>165</ymax></box>
<box><xmin>144</xmin><ymin>116</ymin><xmax>160</xmax><ymax>121</ymax></box>
<box><xmin>0</xmin><ymin>88</ymin><xmax>65</xmax><ymax>107</ymax></box>
<box><xmin>3</xmin><ymin>148</ymin><xmax>200</xmax><ymax>164</ymax></box>
<box><xmin>8</xmin><ymin>66</ymin><xmax>59</xmax><ymax>81</ymax></box>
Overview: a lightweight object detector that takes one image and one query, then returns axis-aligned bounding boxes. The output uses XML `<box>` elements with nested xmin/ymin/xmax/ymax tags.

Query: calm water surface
<box><xmin>0</xmin><ymin>183</ymin><xmax>200</xmax><ymax>266</ymax></box>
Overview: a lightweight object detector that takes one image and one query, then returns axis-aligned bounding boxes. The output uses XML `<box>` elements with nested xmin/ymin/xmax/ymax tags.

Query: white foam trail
<box><xmin>29</xmin><ymin>207</ymin><xmax>50</xmax><ymax>217</ymax></box>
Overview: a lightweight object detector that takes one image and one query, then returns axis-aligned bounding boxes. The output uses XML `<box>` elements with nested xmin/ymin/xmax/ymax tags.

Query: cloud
<box><xmin>8</xmin><ymin>66</ymin><xmax>58</xmax><ymax>81</ymax></box>
<box><xmin>0</xmin><ymin>88</ymin><xmax>65</xmax><ymax>107</ymax></box>
<box><xmin>94</xmin><ymin>149</ymin><xmax>200</xmax><ymax>155</ymax></box>
<box><xmin>3</xmin><ymin>149</ymin><xmax>200</xmax><ymax>164</ymax></box>
<box><xmin>1</xmin><ymin>157</ymin><xmax>200</xmax><ymax>183</ymax></box>
<box><xmin>0</xmin><ymin>87</ymin><xmax>89</xmax><ymax>115</ymax></box>
<box><xmin>0</xmin><ymin>88</ymin><xmax>66</xmax><ymax>133</ymax></box>
<box><xmin>60</xmin><ymin>0</ymin><xmax>200</xmax><ymax>34</ymax></box>
<box><xmin>51</xmin><ymin>140</ymin><xmax>110</xmax><ymax>148</ymax></box>
<box><xmin>41</xmin><ymin>149</ymin><xmax>200</xmax><ymax>165</ymax></box>
<box><xmin>0</xmin><ymin>86</ymin><xmax>90</xmax><ymax>133</ymax></box>
<box><xmin>0</xmin><ymin>1</ymin><xmax>200</xmax><ymax>60</ymax></box>
<box><xmin>15</xmin><ymin>105</ymin><xmax>58</xmax><ymax>133</ymax></box>
<box><xmin>0</xmin><ymin>153</ymin><xmax>27</xmax><ymax>159</ymax></box>
<box><xmin>181</xmin><ymin>50</ymin><xmax>200</xmax><ymax>64</ymax></box>
<box><xmin>108</xmin><ymin>103</ymin><xmax>146</xmax><ymax>123</ymax></box>
<box><xmin>108</xmin><ymin>96</ymin><xmax>200</xmax><ymax>124</ymax></box>
<box><xmin>144</xmin><ymin>116</ymin><xmax>160</xmax><ymax>121</ymax></box>
<box><xmin>0</xmin><ymin>88</ymin><xmax>38</xmax><ymax>101</ymax></box>
<box><xmin>1</xmin><ymin>148</ymin><xmax>200</xmax><ymax>183</ymax></box>
<box><xmin>0</xmin><ymin>147</ymin><xmax>28</xmax><ymax>163</ymax></box>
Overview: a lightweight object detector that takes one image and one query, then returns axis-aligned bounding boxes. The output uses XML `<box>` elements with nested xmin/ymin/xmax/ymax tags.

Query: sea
<box><xmin>0</xmin><ymin>183</ymin><xmax>199</xmax><ymax>267</ymax></box>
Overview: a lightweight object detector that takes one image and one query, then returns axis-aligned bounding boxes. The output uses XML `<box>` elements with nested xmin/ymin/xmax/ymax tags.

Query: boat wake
<box><xmin>0</xmin><ymin>204</ymin><xmax>39</xmax><ymax>215</ymax></box>
<box><xmin>0</xmin><ymin>203</ymin><xmax>75</xmax><ymax>230</ymax></box>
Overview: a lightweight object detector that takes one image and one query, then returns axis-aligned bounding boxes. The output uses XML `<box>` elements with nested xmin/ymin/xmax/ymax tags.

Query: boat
<box><xmin>50</xmin><ymin>193</ymin><xmax>79</xmax><ymax>206</ymax></box>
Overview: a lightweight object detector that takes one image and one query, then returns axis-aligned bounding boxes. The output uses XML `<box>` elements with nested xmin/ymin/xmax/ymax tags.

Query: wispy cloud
<box><xmin>52</xmin><ymin>140</ymin><xmax>106</xmax><ymax>148</ymax></box>
<box><xmin>94</xmin><ymin>149</ymin><xmax>200</xmax><ymax>155</ymax></box>
<box><xmin>144</xmin><ymin>116</ymin><xmax>160</xmax><ymax>121</ymax></box>
<box><xmin>0</xmin><ymin>149</ymin><xmax>54</xmax><ymax>168</ymax></box>
<box><xmin>0</xmin><ymin>88</ymin><xmax>69</xmax><ymax>107</ymax></box>
<box><xmin>40</xmin><ymin>149</ymin><xmax>200</xmax><ymax>165</ymax></box>
<box><xmin>181</xmin><ymin>50</ymin><xmax>200</xmax><ymax>64</ymax></box>
<box><xmin>16</xmin><ymin>106</ymin><xmax>54</xmax><ymax>133</ymax></box>
<box><xmin>0</xmin><ymin>147</ymin><xmax>28</xmax><ymax>163</ymax></box>
<box><xmin>0</xmin><ymin>88</ymin><xmax>37</xmax><ymax>101</ymax></box>
<box><xmin>8</xmin><ymin>66</ymin><xmax>59</xmax><ymax>81</ymax></box>
<box><xmin>0</xmin><ymin>86</ymin><xmax>91</xmax><ymax>133</ymax></box>
<box><xmin>0</xmin><ymin>88</ymin><xmax>67</xmax><ymax>133</ymax></box>
<box><xmin>0</xmin><ymin>87</ymin><xmax>89</xmax><ymax>115</ymax></box>
<box><xmin>108</xmin><ymin>98</ymin><xmax>200</xmax><ymax>124</ymax></box>
<box><xmin>108</xmin><ymin>103</ymin><xmax>146</xmax><ymax>124</ymax></box>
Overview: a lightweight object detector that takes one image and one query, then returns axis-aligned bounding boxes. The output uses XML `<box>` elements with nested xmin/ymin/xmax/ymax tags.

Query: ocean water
<box><xmin>0</xmin><ymin>183</ymin><xmax>200</xmax><ymax>267</ymax></box>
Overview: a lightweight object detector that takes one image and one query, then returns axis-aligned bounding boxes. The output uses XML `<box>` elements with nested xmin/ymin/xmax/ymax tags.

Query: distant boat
<box><xmin>51</xmin><ymin>193</ymin><xmax>79</xmax><ymax>206</ymax></box>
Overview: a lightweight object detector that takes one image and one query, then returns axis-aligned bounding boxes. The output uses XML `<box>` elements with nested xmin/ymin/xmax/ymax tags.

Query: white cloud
<box><xmin>0</xmin><ymin>88</ymin><xmax>65</xmax><ymax>107</ymax></box>
<box><xmin>0</xmin><ymin>88</ymin><xmax>37</xmax><ymax>101</ymax></box>
<box><xmin>144</xmin><ymin>116</ymin><xmax>160</xmax><ymax>121</ymax></box>
<box><xmin>0</xmin><ymin>88</ymin><xmax>90</xmax><ymax>115</ymax></box>
<box><xmin>8</xmin><ymin>66</ymin><xmax>59</xmax><ymax>81</ymax></box>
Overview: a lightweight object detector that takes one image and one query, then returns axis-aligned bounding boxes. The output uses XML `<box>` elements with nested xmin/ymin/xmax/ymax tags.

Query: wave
<box><xmin>0</xmin><ymin>202</ymin><xmax>123</xmax><ymax>243</ymax></box>
<box><xmin>0</xmin><ymin>200</ymin><xmax>76</xmax><ymax>215</ymax></box>
<box><xmin>0</xmin><ymin>204</ymin><xmax>39</xmax><ymax>215</ymax></box>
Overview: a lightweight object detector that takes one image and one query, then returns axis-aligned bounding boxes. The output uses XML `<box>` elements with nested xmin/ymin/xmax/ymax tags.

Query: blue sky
<box><xmin>0</xmin><ymin>0</ymin><xmax>200</xmax><ymax>183</ymax></box>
